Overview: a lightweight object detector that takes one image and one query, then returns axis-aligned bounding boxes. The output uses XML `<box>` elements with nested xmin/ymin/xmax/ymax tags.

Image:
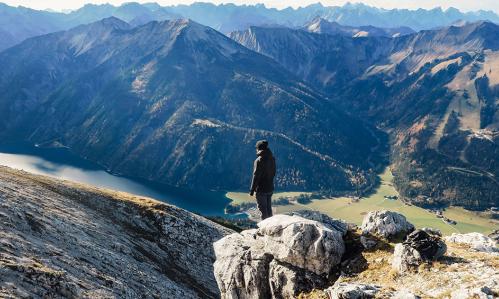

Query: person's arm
<box><xmin>250</xmin><ymin>158</ymin><xmax>262</xmax><ymax>196</ymax></box>
<box><xmin>271</xmin><ymin>156</ymin><xmax>276</xmax><ymax>178</ymax></box>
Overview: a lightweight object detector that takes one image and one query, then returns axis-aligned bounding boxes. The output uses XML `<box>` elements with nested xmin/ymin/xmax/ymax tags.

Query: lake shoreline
<box><xmin>0</xmin><ymin>142</ymin><xmax>232</xmax><ymax>217</ymax></box>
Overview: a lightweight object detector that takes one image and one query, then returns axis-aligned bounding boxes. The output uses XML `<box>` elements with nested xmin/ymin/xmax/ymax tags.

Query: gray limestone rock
<box><xmin>213</xmin><ymin>214</ymin><xmax>345</xmax><ymax>299</ymax></box>
<box><xmin>326</xmin><ymin>282</ymin><xmax>381</xmax><ymax>299</ymax></box>
<box><xmin>361</xmin><ymin>210</ymin><xmax>414</xmax><ymax>241</ymax></box>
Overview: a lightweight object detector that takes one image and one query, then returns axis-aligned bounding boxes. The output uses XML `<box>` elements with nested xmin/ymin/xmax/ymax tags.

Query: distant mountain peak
<box><xmin>303</xmin><ymin>17</ymin><xmax>414</xmax><ymax>37</ymax></box>
<box><xmin>99</xmin><ymin>16</ymin><xmax>130</xmax><ymax>29</ymax></box>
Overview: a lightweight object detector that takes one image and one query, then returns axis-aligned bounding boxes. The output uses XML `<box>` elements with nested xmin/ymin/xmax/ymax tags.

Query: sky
<box><xmin>3</xmin><ymin>0</ymin><xmax>499</xmax><ymax>13</ymax></box>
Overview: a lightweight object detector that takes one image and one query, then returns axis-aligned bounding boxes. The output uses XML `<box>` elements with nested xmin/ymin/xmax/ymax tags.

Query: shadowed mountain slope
<box><xmin>0</xmin><ymin>18</ymin><xmax>381</xmax><ymax>194</ymax></box>
<box><xmin>231</xmin><ymin>22</ymin><xmax>499</xmax><ymax>209</ymax></box>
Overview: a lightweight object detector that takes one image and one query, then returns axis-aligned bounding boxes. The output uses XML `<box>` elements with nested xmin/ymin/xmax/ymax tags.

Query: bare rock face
<box><xmin>257</xmin><ymin>215</ymin><xmax>345</xmax><ymax>275</ymax></box>
<box><xmin>268</xmin><ymin>260</ymin><xmax>330</xmax><ymax>298</ymax></box>
<box><xmin>0</xmin><ymin>167</ymin><xmax>231</xmax><ymax>298</ymax></box>
<box><xmin>392</xmin><ymin>230</ymin><xmax>446</xmax><ymax>273</ymax></box>
<box><xmin>325</xmin><ymin>282</ymin><xmax>381</xmax><ymax>299</ymax></box>
<box><xmin>212</xmin><ymin>230</ymin><xmax>273</xmax><ymax>299</ymax></box>
<box><xmin>285</xmin><ymin>210</ymin><xmax>349</xmax><ymax>236</ymax></box>
<box><xmin>445</xmin><ymin>233</ymin><xmax>499</xmax><ymax>254</ymax></box>
<box><xmin>213</xmin><ymin>214</ymin><xmax>345</xmax><ymax>299</ymax></box>
<box><xmin>392</xmin><ymin>243</ymin><xmax>424</xmax><ymax>273</ymax></box>
<box><xmin>489</xmin><ymin>230</ymin><xmax>499</xmax><ymax>243</ymax></box>
<box><xmin>359</xmin><ymin>234</ymin><xmax>379</xmax><ymax>250</ymax></box>
<box><xmin>361</xmin><ymin>210</ymin><xmax>414</xmax><ymax>241</ymax></box>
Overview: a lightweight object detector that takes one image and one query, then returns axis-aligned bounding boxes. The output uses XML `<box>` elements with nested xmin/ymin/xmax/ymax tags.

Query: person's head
<box><xmin>255</xmin><ymin>140</ymin><xmax>269</xmax><ymax>152</ymax></box>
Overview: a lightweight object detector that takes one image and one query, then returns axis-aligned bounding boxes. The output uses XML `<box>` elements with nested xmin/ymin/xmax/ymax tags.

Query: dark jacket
<box><xmin>250</xmin><ymin>148</ymin><xmax>276</xmax><ymax>193</ymax></box>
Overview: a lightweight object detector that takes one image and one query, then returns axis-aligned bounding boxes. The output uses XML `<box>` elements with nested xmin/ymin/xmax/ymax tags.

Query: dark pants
<box><xmin>256</xmin><ymin>192</ymin><xmax>273</xmax><ymax>220</ymax></box>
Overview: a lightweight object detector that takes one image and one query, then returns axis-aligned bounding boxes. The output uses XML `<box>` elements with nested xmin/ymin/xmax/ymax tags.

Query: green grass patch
<box><xmin>226</xmin><ymin>191</ymin><xmax>312</xmax><ymax>205</ymax></box>
<box><xmin>273</xmin><ymin>168</ymin><xmax>497</xmax><ymax>235</ymax></box>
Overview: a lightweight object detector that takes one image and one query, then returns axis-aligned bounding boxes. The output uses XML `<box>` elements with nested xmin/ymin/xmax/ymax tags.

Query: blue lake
<box><xmin>0</xmin><ymin>143</ymin><xmax>232</xmax><ymax>216</ymax></box>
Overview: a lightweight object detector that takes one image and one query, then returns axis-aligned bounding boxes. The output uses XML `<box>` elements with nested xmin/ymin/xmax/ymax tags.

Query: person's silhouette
<box><xmin>249</xmin><ymin>140</ymin><xmax>276</xmax><ymax>220</ymax></box>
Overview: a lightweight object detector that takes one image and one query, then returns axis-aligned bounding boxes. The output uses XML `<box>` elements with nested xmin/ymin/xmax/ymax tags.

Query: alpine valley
<box><xmin>0</xmin><ymin>2</ymin><xmax>499</xmax><ymax>299</ymax></box>
<box><xmin>0</xmin><ymin>2</ymin><xmax>498</xmax><ymax>210</ymax></box>
<box><xmin>230</xmin><ymin>21</ymin><xmax>499</xmax><ymax>210</ymax></box>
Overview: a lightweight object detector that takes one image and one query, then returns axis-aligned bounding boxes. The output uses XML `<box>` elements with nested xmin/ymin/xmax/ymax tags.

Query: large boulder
<box><xmin>213</xmin><ymin>214</ymin><xmax>345</xmax><ymax>299</ymax></box>
<box><xmin>392</xmin><ymin>243</ymin><xmax>424</xmax><ymax>273</ymax></box>
<box><xmin>213</xmin><ymin>231</ymin><xmax>273</xmax><ymax>299</ymax></box>
<box><xmin>361</xmin><ymin>210</ymin><xmax>414</xmax><ymax>241</ymax></box>
<box><xmin>392</xmin><ymin>230</ymin><xmax>446</xmax><ymax>273</ymax></box>
<box><xmin>257</xmin><ymin>215</ymin><xmax>345</xmax><ymax>275</ymax></box>
<box><xmin>445</xmin><ymin>233</ymin><xmax>498</xmax><ymax>254</ymax></box>
<box><xmin>285</xmin><ymin>210</ymin><xmax>350</xmax><ymax>236</ymax></box>
<box><xmin>325</xmin><ymin>282</ymin><xmax>381</xmax><ymax>299</ymax></box>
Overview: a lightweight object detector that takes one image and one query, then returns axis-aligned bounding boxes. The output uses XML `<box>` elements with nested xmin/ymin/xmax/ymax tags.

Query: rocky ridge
<box><xmin>0</xmin><ymin>166</ymin><xmax>232</xmax><ymax>298</ymax></box>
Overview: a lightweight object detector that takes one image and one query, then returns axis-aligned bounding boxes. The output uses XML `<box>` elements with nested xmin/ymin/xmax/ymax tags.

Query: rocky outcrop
<box><xmin>489</xmin><ymin>230</ymin><xmax>499</xmax><ymax>242</ymax></box>
<box><xmin>392</xmin><ymin>243</ymin><xmax>425</xmax><ymax>273</ymax></box>
<box><xmin>213</xmin><ymin>214</ymin><xmax>345</xmax><ymax>298</ymax></box>
<box><xmin>450</xmin><ymin>286</ymin><xmax>496</xmax><ymax>299</ymax></box>
<box><xmin>325</xmin><ymin>282</ymin><xmax>381</xmax><ymax>299</ymax></box>
<box><xmin>392</xmin><ymin>230</ymin><xmax>446</xmax><ymax>272</ymax></box>
<box><xmin>0</xmin><ymin>166</ymin><xmax>232</xmax><ymax>298</ymax></box>
<box><xmin>445</xmin><ymin>233</ymin><xmax>498</xmax><ymax>254</ymax></box>
<box><xmin>268</xmin><ymin>260</ymin><xmax>330</xmax><ymax>298</ymax></box>
<box><xmin>361</xmin><ymin>210</ymin><xmax>414</xmax><ymax>241</ymax></box>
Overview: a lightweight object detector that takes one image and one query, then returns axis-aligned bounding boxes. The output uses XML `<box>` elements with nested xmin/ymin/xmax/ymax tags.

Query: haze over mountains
<box><xmin>1</xmin><ymin>1</ymin><xmax>499</xmax><ymax>51</ymax></box>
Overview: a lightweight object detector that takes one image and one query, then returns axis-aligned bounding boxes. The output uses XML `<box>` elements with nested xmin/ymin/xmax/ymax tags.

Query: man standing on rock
<box><xmin>250</xmin><ymin>140</ymin><xmax>276</xmax><ymax>220</ymax></box>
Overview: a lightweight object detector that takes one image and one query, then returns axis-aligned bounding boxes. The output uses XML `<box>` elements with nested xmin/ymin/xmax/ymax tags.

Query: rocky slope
<box><xmin>0</xmin><ymin>18</ymin><xmax>381</xmax><ymax>194</ymax></box>
<box><xmin>231</xmin><ymin>21</ymin><xmax>499</xmax><ymax>210</ymax></box>
<box><xmin>214</xmin><ymin>210</ymin><xmax>499</xmax><ymax>299</ymax></box>
<box><xmin>0</xmin><ymin>165</ymin><xmax>232</xmax><ymax>298</ymax></box>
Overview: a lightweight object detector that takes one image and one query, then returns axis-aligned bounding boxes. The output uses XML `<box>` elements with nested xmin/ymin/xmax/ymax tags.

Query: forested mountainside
<box><xmin>1</xmin><ymin>1</ymin><xmax>499</xmax><ymax>51</ymax></box>
<box><xmin>0</xmin><ymin>18</ymin><xmax>381</xmax><ymax>194</ymax></box>
<box><xmin>231</xmin><ymin>21</ymin><xmax>499</xmax><ymax>210</ymax></box>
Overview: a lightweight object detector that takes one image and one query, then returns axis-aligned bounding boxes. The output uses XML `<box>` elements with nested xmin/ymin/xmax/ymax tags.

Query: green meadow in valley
<box><xmin>227</xmin><ymin>168</ymin><xmax>498</xmax><ymax>235</ymax></box>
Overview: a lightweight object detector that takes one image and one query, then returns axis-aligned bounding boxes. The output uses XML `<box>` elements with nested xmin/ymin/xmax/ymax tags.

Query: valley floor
<box><xmin>226</xmin><ymin>168</ymin><xmax>498</xmax><ymax>235</ymax></box>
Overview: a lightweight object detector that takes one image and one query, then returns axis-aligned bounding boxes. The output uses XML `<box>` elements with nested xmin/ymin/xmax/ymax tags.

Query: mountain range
<box><xmin>1</xmin><ymin>2</ymin><xmax>499</xmax><ymax>51</ymax></box>
<box><xmin>0</xmin><ymin>17</ymin><xmax>380</xmax><ymax>194</ymax></box>
<box><xmin>231</xmin><ymin>21</ymin><xmax>499</xmax><ymax>209</ymax></box>
<box><xmin>0</xmin><ymin>3</ymin><xmax>498</xmax><ymax>210</ymax></box>
<box><xmin>304</xmin><ymin>17</ymin><xmax>415</xmax><ymax>38</ymax></box>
